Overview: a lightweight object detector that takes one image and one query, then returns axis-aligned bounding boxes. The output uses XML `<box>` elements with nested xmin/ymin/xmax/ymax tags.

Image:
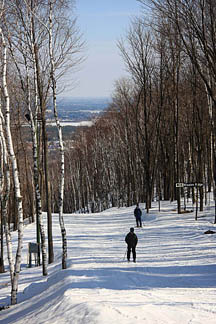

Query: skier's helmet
<box><xmin>130</xmin><ymin>227</ymin><xmax>134</xmax><ymax>232</ymax></box>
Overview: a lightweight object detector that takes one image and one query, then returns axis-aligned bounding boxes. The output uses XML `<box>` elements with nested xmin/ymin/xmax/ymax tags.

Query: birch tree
<box><xmin>25</xmin><ymin>44</ymin><xmax>48</xmax><ymax>275</ymax></box>
<box><xmin>48</xmin><ymin>0</ymin><xmax>67</xmax><ymax>269</ymax></box>
<box><xmin>5</xmin><ymin>1</ymin><xmax>49</xmax><ymax>276</ymax></box>
<box><xmin>0</xmin><ymin>25</ymin><xmax>24</xmax><ymax>305</ymax></box>
<box><xmin>0</xmin><ymin>99</ymin><xmax>10</xmax><ymax>275</ymax></box>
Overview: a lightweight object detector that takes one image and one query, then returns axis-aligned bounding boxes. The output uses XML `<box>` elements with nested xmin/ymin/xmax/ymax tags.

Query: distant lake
<box><xmin>51</xmin><ymin>97</ymin><xmax>110</xmax><ymax>123</ymax></box>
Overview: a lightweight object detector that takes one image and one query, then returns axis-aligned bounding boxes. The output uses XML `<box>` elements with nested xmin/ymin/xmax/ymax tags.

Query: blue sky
<box><xmin>63</xmin><ymin>0</ymin><xmax>142</xmax><ymax>98</ymax></box>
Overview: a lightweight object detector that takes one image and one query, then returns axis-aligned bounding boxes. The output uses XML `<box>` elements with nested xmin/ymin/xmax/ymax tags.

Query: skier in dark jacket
<box><xmin>125</xmin><ymin>227</ymin><xmax>138</xmax><ymax>262</ymax></box>
<box><xmin>134</xmin><ymin>203</ymin><xmax>142</xmax><ymax>227</ymax></box>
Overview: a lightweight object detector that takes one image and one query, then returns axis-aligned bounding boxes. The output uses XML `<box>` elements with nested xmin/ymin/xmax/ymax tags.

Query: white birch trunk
<box><xmin>0</xmin><ymin>106</ymin><xmax>14</xmax><ymax>281</ymax></box>
<box><xmin>1</xmin><ymin>27</ymin><xmax>24</xmax><ymax>305</ymax></box>
<box><xmin>6</xmin><ymin>13</ymin><xmax>48</xmax><ymax>276</ymax></box>
<box><xmin>49</xmin><ymin>0</ymin><xmax>67</xmax><ymax>269</ymax></box>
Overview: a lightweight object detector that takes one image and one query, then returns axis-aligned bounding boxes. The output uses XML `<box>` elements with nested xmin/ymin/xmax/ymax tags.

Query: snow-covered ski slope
<box><xmin>1</xmin><ymin>200</ymin><xmax>216</xmax><ymax>323</ymax></box>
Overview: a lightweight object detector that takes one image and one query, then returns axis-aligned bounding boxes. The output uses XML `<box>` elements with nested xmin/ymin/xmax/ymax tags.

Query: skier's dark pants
<box><xmin>127</xmin><ymin>246</ymin><xmax>136</xmax><ymax>261</ymax></box>
<box><xmin>136</xmin><ymin>216</ymin><xmax>142</xmax><ymax>227</ymax></box>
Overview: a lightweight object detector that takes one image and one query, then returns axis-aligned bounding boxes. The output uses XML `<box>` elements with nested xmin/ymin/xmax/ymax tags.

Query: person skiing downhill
<box><xmin>134</xmin><ymin>203</ymin><xmax>142</xmax><ymax>227</ymax></box>
<box><xmin>125</xmin><ymin>227</ymin><xmax>138</xmax><ymax>262</ymax></box>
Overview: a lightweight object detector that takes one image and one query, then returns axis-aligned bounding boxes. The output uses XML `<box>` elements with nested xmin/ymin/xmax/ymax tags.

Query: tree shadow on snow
<box><xmin>2</xmin><ymin>263</ymin><xmax>216</xmax><ymax>324</ymax></box>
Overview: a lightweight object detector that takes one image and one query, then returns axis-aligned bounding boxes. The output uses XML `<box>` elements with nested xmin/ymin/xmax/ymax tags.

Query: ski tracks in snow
<box><xmin>62</xmin><ymin>204</ymin><xmax>216</xmax><ymax>323</ymax></box>
<box><xmin>1</xmin><ymin>203</ymin><xmax>216</xmax><ymax>323</ymax></box>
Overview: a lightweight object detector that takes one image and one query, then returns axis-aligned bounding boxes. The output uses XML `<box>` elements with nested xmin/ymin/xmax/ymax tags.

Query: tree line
<box><xmin>64</xmin><ymin>0</ymin><xmax>216</xmax><ymax>219</ymax></box>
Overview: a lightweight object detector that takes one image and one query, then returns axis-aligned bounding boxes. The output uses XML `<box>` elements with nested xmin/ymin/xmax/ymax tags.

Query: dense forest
<box><xmin>64</xmin><ymin>0</ymin><xmax>216</xmax><ymax>218</ymax></box>
<box><xmin>1</xmin><ymin>0</ymin><xmax>216</xmax><ymax>305</ymax></box>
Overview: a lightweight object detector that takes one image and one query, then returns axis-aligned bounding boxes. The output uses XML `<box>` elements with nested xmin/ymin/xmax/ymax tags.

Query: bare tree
<box><xmin>118</xmin><ymin>20</ymin><xmax>161</xmax><ymax>212</ymax></box>
<box><xmin>138</xmin><ymin>0</ymin><xmax>216</xmax><ymax>217</ymax></box>
<box><xmin>48</xmin><ymin>0</ymin><xmax>67</xmax><ymax>269</ymax></box>
<box><xmin>0</xmin><ymin>22</ymin><xmax>24</xmax><ymax>304</ymax></box>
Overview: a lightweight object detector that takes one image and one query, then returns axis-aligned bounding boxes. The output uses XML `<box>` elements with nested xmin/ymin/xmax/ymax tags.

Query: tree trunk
<box><xmin>49</xmin><ymin>0</ymin><xmax>67</xmax><ymax>269</ymax></box>
<box><xmin>1</xmin><ymin>27</ymin><xmax>24</xmax><ymax>305</ymax></box>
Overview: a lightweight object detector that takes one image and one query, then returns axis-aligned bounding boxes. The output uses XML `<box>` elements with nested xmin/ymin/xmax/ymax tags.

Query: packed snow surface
<box><xmin>1</xmin><ymin>200</ymin><xmax>216</xmax><ymax>323</ymax></box>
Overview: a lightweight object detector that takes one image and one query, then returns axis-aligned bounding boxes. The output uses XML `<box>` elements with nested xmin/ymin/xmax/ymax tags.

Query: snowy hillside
<box><xmin>1</xmin><ymin>201</ymin><xmax>216</xmax><ymax>323</ymax></box>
